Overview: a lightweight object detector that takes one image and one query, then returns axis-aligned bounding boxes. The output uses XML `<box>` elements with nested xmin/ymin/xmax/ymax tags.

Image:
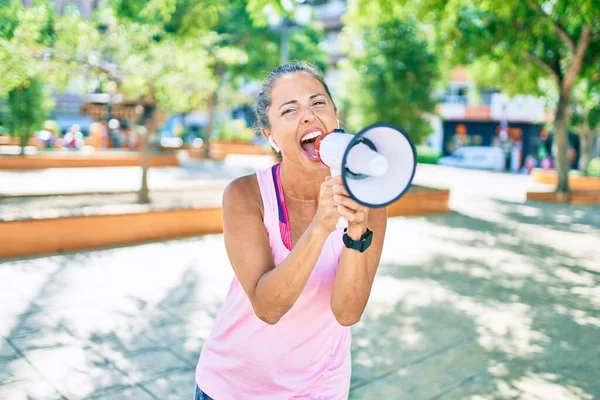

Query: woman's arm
<box><xmin>222</xmin><ymin>175</ymin><xmax>339</xmax><ymax>325</ymax></box>
<box><xmin>330</xmin><ymin>182</ymin><xmax>387</xmax><ymax>326</ymax></box>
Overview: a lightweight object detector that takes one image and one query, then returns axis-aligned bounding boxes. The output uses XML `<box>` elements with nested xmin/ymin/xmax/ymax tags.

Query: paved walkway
<box><xmin>0</xmin><ymin>156</ymin><xmax>275</xmax><ymax>197</ymax></box>
<box><xmin>1</xmin><ymin>166</ymin><xmax>599</xmax><ymax>399</ymax></box>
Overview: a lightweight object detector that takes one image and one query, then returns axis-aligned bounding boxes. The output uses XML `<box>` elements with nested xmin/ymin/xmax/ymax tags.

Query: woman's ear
<box><xmin>268</xmin><ymin>136</ymin><xmax>280</xmax><ymax>153</ymax></box>
<box><xmin>261</xmin><ymin>128</ymin><xmax>270</xmax><ymax>142</ymax></box>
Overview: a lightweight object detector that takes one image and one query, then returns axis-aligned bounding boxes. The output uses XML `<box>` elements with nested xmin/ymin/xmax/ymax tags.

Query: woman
<box><xmin>194</xmin><ymin>62</ymin><xmax>387</xmax><ymax>400</ymax></box>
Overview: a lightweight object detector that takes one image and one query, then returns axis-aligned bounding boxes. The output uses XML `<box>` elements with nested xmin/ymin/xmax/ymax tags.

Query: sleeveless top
<box><xmin>195</xmin><ymin>164</ymin><xmax>351</xmax><ymax>400</ymax></box>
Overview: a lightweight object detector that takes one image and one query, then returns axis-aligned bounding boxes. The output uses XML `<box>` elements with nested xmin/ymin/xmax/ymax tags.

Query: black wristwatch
<box><xmin>342</xmin><ymin>228</ymin><xmax>373</xmax><ymax>253</ymax></box>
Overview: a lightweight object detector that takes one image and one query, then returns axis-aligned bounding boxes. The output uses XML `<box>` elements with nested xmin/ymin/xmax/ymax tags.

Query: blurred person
<box><xmin>108</xmin><ymin>118</ymin><xmax>121</xmax><ymax>148</ymax></box>
<box><xmin>63</xmin><ymin>124</ymin><xmax>84</xmax><ymax>150</ymax></box>
<box><xmin>37</xmin><ymin>121</ymin><xmax>58</xmax><ymax>149</ymax></box>
<box><xmin>193</xmin><ymin>62</ymin><xmax>387</xmax><ymax>400</ymax></box>
<box><xmin>522</xmin><ymin>154</ymin><xmax>537</xmax><ymax>174</ymax></box>
<box><xmin>541</xmin><ymin>155</ymin><xmax>554</xmax><ymax>169</ymax></box>
<box><xmin>89</xmin><ymin>122</ymin><xmax>104</xmax><ymax>150</ymax></box>
<box><xmin>36</xmin><ymin>128</ymin><xmax>53</xmax><ymax>149</ymax></box>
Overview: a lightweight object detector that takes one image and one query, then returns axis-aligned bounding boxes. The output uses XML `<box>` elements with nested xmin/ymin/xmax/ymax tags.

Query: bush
<box><xmin>215</xmin><ymin>119</ymin><xmax>254</xmax><ymax>142</ymax></box>
<box><xmin>588</xmin><ymin>157</ymin><xmax>600</xmax><ymax>177</ymax></box>
<box><xmin>416</xmin><ymin>145</ymin><xmax>441</xmax><ymax>164</ymax></box>
<box><xmin>7</xmin><ymin>78</ymin><xmax>49</xmax><ymax>153</ymax></box>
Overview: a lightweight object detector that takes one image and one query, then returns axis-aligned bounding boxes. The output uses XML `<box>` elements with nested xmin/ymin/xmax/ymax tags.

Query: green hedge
<box><xmin>416</xmin><ymin>145</ymin><xmax>441</xmax><ymax>164</ymax></box>
<box><xmin>588</xmin><ymin>158</ymin><xmax>600</xmax><ymax>177</ymax></box>
<box><xmin>215</xmin><ymin>119</ymin><xmax>255</xmax><ymax>142</ymax></box>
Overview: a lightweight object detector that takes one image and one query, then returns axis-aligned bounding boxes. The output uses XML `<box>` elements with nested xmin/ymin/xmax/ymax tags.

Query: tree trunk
<box><xmin>203</xmin><ymin>92</ymin><xmax>218</xmax><ymax>159</ymax></box>
<box><xmin>139</xmin><ymin>127</ymin><xmax>151</xmax><ymax>204</ymax></box>
<box><xmin>138</xmin><ymin>100</ymin><xmax>157</xmax><ymax>204</ymax></box>
<box><xmin>19</xmin><ymin>133</ymin><xmax>29</xmax><ymax>156</ymax></box>
<box><xmin>552</xmin><ymin>24</ymin><xmax>591</xmax><ymax>191</ymax></box>
<box><xmin>554</xmin><ymin>90</ymin><xmax>571</xmax><ymax>192</ymax></box>
<box><xmin>579</xmin><ymin>112</ymin><xmax>592</xmax><ymax>175</ymax></box>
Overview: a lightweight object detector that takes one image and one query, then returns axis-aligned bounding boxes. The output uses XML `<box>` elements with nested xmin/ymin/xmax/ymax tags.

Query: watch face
<box><xmin>343</xmin><ymin>228</ymin><xmax>373</xmax><ymax>252</ymax></box>
<box><xmin>363</xmin><ymin>229</ymin><xmax>373</xmax><ymax>248</ymax></box>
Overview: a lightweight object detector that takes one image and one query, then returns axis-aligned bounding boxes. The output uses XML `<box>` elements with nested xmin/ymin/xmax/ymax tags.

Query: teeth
<box><xmin>301</xmin><ymin>131</ymin><xmax>321</xmax><ymax>142</ymax></box>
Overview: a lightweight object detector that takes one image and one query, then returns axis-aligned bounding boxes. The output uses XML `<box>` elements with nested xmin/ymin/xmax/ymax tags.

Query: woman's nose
<box><xmin>302</xmin><ymin>109</ymin><xmax>316</xmax><ymax>124</ymax></box>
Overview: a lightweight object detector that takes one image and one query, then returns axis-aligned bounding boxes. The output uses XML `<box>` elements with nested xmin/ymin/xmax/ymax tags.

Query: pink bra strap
<box><xmin>271</xmin><ymin>163</ymin><xmax>292</xmax><ymax>251</ymax></box>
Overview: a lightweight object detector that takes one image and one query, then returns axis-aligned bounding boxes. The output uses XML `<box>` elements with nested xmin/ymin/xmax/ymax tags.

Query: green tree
<box><xmin>163</xmin><ymin>0</ymin><xmax>326</xmax><ymax>158</ymax></box>
<box><xmin>1</xmin><ymin>0</ymin><xmax>269</xmax><ymax>201</ymax></box>
<box><xmin>6</xmin><ymin>78</ymin><xmax>49</xmax><ymax>154</ymax></box>
<box><xmin>571</xmin><ymin>80</ymin><xmax>600</xmax><ymax>175</ymax></box>
<box><xmin>112</xmin><ymin>0</ymin><xmax>325</xmax><ymax>158</ymax></box>
<box><xmin>338</xmin><ymin>16</ymin><xmax>439</xmax><ymax>144</ymax></box>
<box><xmin>2</xmin><ymin>0</ymin><xmax>324</xmax><ymax>201</ymax></box>
<box><xmin>355</xmin><ymin>0</ymin><xmax>600</xmax><ymax>192</ymax></box>
<box><xmin>1</xmin><ymin>1</ymin><xmax>217</xmax><ymax>202</ymax></box>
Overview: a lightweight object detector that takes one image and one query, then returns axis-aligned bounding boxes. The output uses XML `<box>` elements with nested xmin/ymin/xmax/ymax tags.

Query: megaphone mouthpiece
<box><xmin>346</xmin><ymin>142</ymin><xmax>389</xmax><ymax>177</ymax></box>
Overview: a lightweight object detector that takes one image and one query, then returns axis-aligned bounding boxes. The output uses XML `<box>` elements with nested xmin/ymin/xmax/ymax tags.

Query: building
<box><xmin>309</xmin><ymin>2</ymin><xmax>562</xmax><ymax>171</ymax></box>
<box><xmin>435</xmin><ymin>67</ymin><xmax>555</xmax><ymax>170</ymax></box>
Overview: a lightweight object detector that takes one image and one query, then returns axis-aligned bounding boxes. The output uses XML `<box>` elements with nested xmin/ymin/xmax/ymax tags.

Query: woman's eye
<box><xmin>282</xmin><ymin>108</ymin><xmax>296</xmax><ymax>116</ymax></box>
<box><xmin>313</xmin><ymin>101</ymin><xmax>326</xmax><ymax>106</ymax></box>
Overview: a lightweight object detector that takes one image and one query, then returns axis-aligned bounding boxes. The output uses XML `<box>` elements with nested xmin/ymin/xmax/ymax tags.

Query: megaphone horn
<box><xmin>314</xmin><ymin>123</ymin><xmax>417</xmax><ymax>229</ymax></box>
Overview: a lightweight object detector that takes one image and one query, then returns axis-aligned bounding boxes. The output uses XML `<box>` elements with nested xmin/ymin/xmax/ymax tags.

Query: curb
<box><xmin>0</xmin><ymin>153</ymin><xmax>180</xmax><ymax>169</ymax></box>
<box><xmin>1</xmin><ymin>207</ymin><xmax>223</xmax><ymax>259</ymax></box>
<box><xmin>531</xmin><ymin>169</ymin><xmax>600</xmax><ymax>191</ymax></box>
<box><xmin>526</xmin><ymin>190</ymin><xmax>600</xmax><ymax>205</ymax></box>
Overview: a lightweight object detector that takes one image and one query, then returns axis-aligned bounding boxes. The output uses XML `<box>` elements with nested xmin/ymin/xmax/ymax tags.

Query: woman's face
<box><xmin>265</xmin><ymin>72</ymin><xmax>337</xmax><ymax>169</ymax></box>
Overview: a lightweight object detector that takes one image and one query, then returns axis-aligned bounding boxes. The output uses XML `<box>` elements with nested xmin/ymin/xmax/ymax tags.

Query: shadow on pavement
<box><xmin>350</xmin><ymin>204</ymin><xmax>599</xmax><ymax>399</ymax></box>
<box><xmin>495</xmin><ymin>199</ymin><xmax>600</xmax><ymax>235</ymax></box>
<box><xmin>1</xmin><ymin>197</ymin><xmax>598</xmax><ymax>399</ymax></box>
<box><xmin>0</xmin><ymin>239</ymin><xmax>227</xmax><ymax>399</ymax></box>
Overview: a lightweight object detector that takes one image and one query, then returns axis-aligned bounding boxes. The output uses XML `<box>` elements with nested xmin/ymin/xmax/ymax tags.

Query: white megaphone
<box><xmin>314</xmin><ymin>123</ymin><xmax>417</xmax><ymax>229</ymax></box>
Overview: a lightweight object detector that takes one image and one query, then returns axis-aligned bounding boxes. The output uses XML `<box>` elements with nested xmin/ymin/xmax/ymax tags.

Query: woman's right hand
<box><xmin>313</xmin><ymin>175</ymin><xmax>343</xmax><ymax>235</ymax></box>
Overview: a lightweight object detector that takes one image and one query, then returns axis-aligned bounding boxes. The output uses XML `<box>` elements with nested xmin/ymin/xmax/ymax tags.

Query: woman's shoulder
<box><xmin>222</xmin><ymin>173</ymin><xmax>263</xmax><ymax>216</ymax></box>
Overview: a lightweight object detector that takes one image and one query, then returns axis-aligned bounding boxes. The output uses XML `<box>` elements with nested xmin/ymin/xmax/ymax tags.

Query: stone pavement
<box><xmin>0</xmin><ymin>156</ymin><xmax>275</xmax><ymax>197</ymax></box>
<box><xmin>1</xmin><ymin>166</ymin><xmax>599</xmax><ymax>399</ymax></box>
<box><xmin>0</xmin><ymin>157</ymin><xmax>269</xmax><ymax>222</ymax></box>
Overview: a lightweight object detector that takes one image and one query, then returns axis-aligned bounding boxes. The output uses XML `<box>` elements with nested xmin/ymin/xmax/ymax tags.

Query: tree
<box><xmin>1</xmin><ymin>1</ymin><xmax>218</xmax><ymax>202</ymax></box>
<box><xmin>147</xmin><ymin>0</ymin><xmax>326</xmax><ymax>158</ymax></box>
<box><xmin>6</xmin><ymin>78</ymin><xmax>49</xmax><ymax>154</ymax></box>
<box><xmin>338</xmin><ymin>15</ymin><xmax>439</xmax><ymax>144</ymax></box>
<box><xmin>2</xmin><ymin>0</ymin><xmax>324</xmax><ymax>201</ymax></box>
<box><xmin>1</xmin><ymin>1</ymin><xmax>54</xmax><ymax>154</ymax></box>
<box><xmin>353</xmin><ymin>0</ymin><xmax>600</xmax><ymax>192</ymax></box>
<box><xmin>1</xmin><ymin>0</ymin><xmax>270</xmax><ymax>202</ymax></box>
<box><xmin>571</xmin><ymin>80</ymin><xmax>600</xmax><ymax>175</ymax></box>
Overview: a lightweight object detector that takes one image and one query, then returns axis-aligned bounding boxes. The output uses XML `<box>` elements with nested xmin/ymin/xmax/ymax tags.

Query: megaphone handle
<box><xmin>329</xmin><ymin>167</ymin><xmax>348</xmax><ymax>230</ymax></box>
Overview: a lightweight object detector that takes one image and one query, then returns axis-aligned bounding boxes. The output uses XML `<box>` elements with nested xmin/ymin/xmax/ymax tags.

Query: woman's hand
<box><xmin>330</xmin><ymin>176</ymin><xmax>370</xmax><ymax>238</ymax></box>
<box><xmin>314</xmin><ymin>175</ymin><xmax>370</xmax><ymax>238</ymax></box>
<box><xmin>313</xmin><ymin>175</ymin><xmax>344</xmax><ymax>235</ymax></box>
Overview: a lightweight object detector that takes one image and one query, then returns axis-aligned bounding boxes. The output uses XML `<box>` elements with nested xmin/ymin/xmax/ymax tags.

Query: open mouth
<box><xmin>300</xmin><ymin>129</ymin><xmax>323</xmax><ymax>161</ymax></box>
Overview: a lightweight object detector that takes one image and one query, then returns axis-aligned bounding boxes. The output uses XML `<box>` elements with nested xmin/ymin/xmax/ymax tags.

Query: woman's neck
<box><xmin>279</xmin><ymin>160</ymin><xmax>328</xmax><ymax>201</ymax></box>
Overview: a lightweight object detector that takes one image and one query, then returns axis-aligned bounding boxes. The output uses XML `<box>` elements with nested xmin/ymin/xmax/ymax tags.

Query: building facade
<box><xmin>436</xmin><ymin>67</ymin><xmax>555</xmax><ymax>169</ymax></box>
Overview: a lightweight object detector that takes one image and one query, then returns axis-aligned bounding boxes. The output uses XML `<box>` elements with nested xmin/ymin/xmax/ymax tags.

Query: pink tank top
<box><xmin>195</xmin><ymin>164</ymin><xmax>351</xmax><ymax>399</ymax></box>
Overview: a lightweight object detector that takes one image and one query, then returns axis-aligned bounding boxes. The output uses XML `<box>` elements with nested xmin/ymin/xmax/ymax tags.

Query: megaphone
<box><xmin>314</xmin><ymin>123</ymin><xmax>417</xmax><ymax>229</ymax></box>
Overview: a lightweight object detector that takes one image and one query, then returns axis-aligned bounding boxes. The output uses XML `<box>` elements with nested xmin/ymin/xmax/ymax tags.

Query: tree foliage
<box><xmin>348</xmin><ymin>0</ymin><xmax>600</xmax><ymax>191</ymax></box>
<box><xmin>339</xmin><ymin>16</ymin><xmax>439</xmax><ymax>144</ymax></box>
<box><xmin>6</xmin><ymin>78</ymin><xmax>49</xmax><ymax>153</ymax></box>
<box><xmin>0</xmin><ymin>0</ymin><xmax>325</xmax><ymax>198</ymax></box>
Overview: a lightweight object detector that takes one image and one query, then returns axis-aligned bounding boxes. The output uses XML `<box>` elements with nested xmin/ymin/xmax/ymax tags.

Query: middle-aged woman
<box><xmin>194</xmin><ymin>62</ymin><xmax>387</xmax><ymax>400</ymax></box>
